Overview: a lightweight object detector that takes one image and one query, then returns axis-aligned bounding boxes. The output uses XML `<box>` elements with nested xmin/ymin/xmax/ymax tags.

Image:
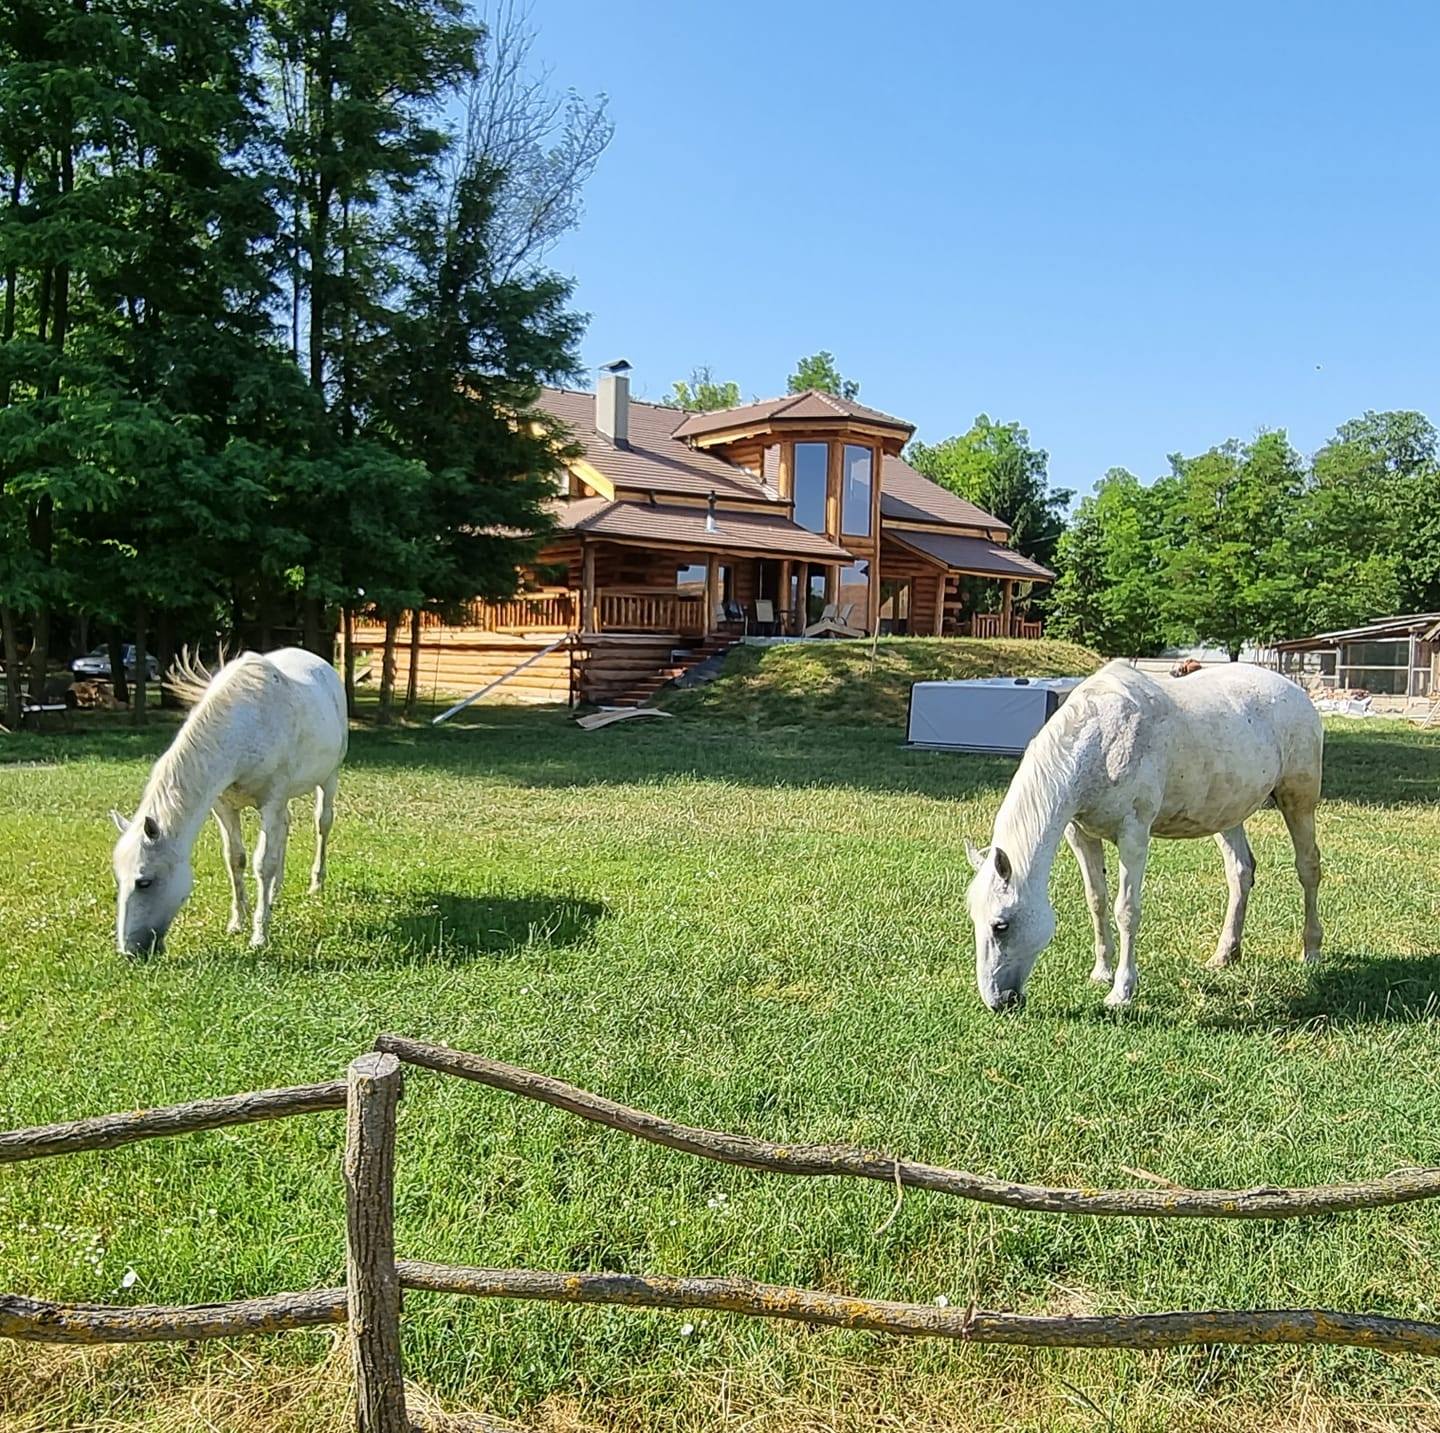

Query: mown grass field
<box><xmin>1</xmin><ymin>667</ymin><xmax>1439</xmax><ymax>1431</ymax></box>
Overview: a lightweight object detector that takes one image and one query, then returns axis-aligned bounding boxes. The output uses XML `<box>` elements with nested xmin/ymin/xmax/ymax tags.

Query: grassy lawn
<box><xmin>1</xmin><ymin>694</ymin><xmax>1439</xmax><ymax>1431</ymax></box>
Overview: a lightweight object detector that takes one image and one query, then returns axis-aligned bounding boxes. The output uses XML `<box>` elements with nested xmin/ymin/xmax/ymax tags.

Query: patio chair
<box><xmin>722</xmin><ymin>599</ymin><xmax>747</xmax><ymax>634</ymax></box>
<box><xmin>753</xmin><ymin>599</ymin><xmax>777</xmax><ymax>636</ymax></box>
<box><xmin>803</xmin><ymin>602</ymin><xmax>864</xmax><ymax>639</ymax></box>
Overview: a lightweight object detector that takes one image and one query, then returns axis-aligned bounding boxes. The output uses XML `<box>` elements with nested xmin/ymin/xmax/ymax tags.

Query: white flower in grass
<box><xmin>680</xmin><ymin>1322</ymin><xmax>695</xmax><ymax>1337</ymax></box>
<box><xmin>934</xmin><ymin>1294</ymin><xmax>950</xmax><ymax>1308</ymax></box>
<box><xmin>117</xmin><ymin>1268</ymin><xmax>138</xmax><ymax>1292</ymax></box>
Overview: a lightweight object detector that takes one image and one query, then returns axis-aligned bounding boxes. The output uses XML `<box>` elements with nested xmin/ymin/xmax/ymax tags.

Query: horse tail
<box><xmin>164</xmin><ymin>645</ymin><xmax>226</xmax><ymax>707</ymax></box>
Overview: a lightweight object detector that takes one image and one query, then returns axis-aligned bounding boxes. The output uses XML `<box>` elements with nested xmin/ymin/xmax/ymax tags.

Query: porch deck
<box><xmin>400</xmin><ymin>591</ymin><xmax>1044</xmax><ymax>642</ymax></box>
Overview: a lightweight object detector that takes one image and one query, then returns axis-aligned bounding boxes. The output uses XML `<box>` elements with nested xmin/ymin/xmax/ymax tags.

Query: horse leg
<box><xmin>250</xmin><ymin>801</ymin><xmax>291</xmax><ymax>947</ymax></box>
<box><xmin>310</xmin><ymin>772</ymin><xmax>337</xmax><ymax>895</ymax></box>
<box><xmin>1064</xmin><ymin>823</ymin><xmax>1113</xmax><ymax>984</ymax></box>
<box><xmin>1206</xmin><ymin>825</ymin><xmax>1254</xmax><ymax>969</ymax></box>
<box><xmin>213</xmin><ymin>802</ymin><xmax>249</xmax><ymax>935</ymax></box>
<box><xmin>1106</xmin><ymin>822</ymin><xmax>1150</xmax><ymax>1008</ymax></box>
<box><xmin>1276</xmin><ymin>784</ymin><xmax>1323</xmax><ymax>963</ymax></box>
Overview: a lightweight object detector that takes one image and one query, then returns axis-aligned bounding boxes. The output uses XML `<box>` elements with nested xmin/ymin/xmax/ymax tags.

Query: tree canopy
<box><xmin>907</xmin><ymin>416</ymin><xmax>1072</xmax><ymax>570</ymax></box>
<box><xmin>787</xmin><ymin>351</ymin><xmax>859</xmax><ymax>400</ymax></box>
<box><xmin>661</xmin><ymin>367</ymin><xmax>741</xmax><ymax>412</ymax></box>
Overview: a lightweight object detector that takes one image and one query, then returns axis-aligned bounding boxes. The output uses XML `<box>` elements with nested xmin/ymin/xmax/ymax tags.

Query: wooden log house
<box><xmin>353</xmin><ymin>363</ymin><xmax>1054</xmax><ymax>706</ymax></box>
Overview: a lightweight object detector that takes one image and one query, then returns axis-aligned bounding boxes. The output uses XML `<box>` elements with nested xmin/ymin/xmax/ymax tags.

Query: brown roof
<box><xmin>888</xmin><ymin>528</ymin><xmax>1054</xmax><ymax>582</ymax></box>
<box><xmin>537</xmin><ymin>388</ymin><xmax>773</xmax><ymax>503</ymax></box>
<box><xmin>552</xmin><ymin>497</ymin><xmax>854</xmax><ymax>562</ymax></box>
<box><xmin>880</xmin><ymin>456</ymin><xmax>1010</xmax><ymax>532</ymax></box>
<box><xmin>1272</xmin><ymin>612</ymin><xmax>1440</xmax><ymax>652</ymax></box>
<box><xmin>673</xmin><ymin>390</ymin><xmax>915</xmax><ymax>439</ymax></box>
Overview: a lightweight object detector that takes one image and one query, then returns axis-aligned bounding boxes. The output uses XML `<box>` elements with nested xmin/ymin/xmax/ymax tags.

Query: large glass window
<box><xmin>675</xmin><ymin>564</ymin><xmax>707</xmax><ymax>596</ymax></box>
<box><xmin>879</xmin><ymin>578</ymin><xmax>911</xmax><ymax>634</ymax></box>
<box><xmin>841</xmin><ymin>444</ymin><xmax>873</xmax><ymax>536</ymax></box>
<box><xmin>807</xmin><ymin>569</ymin><xmax>829</xmax><ymax>623</ymax></box>
<box><xmin>793</xmin><ymin>442</ymin><xmax>828</xmax><ymax>532</ymax></box>
<box><xmin>837</xmin><ymin>562</ymin><xmax>870</xmax><ymax>629</ymax></box>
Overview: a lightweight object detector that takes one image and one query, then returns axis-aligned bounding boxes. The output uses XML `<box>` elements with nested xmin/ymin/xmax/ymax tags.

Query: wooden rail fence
<box><xmin>4</xmin><ymin>1036</ymin><xmax>1440</xmax><ymax>1432</ymax></box>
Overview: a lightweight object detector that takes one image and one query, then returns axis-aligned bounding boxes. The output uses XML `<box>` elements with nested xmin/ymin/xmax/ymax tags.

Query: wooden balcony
<box><xmin>596</xmin><ymin>588</ymin><xmax>705</xmax><ymax>635</ymax></box>
<box><xmin>958</xmin><ymin>613</ymin><xmax>1045</xmax><ymax>639</ymax></box>
<box><xmin>435</xmin><ymin>592</ymin><xmax>574</xmax><ymax>632</ymax></box>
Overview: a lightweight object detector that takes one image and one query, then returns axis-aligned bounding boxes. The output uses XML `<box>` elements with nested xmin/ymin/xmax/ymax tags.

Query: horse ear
<box><xmin>993</xmin><ymin>846</ymin><xmax>1012</xmax><ymax>883</ymax></box>
<box><xmin>965</xmin><ymin>838</ymin><xmax>986</xmax><ymax>872</ymax></box>
<box><xmin>110</xmin><ymin>810</ymin><xmax>130</xmax><ymax>835</ymax></box>
<box><xmin>142</xmin><ymin>815</ymin><xmax>160</xmax><ymax>842</ymax></box>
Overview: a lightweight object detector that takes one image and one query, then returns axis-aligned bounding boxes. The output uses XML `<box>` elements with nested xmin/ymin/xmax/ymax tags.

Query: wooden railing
<box><xmin>458</xmin><ymin>591</ymin><xmax>574</xmax><ymax>632</ymax></box>
<box><xmin>7</xmin><ymin>1034</ymin><xmax>1440</xmax><ymax>1432</ymax></box>
<box><xmin>960</xmin><ymin>614</ymin><xmax>1044</xmax><ymax>639</ymax></box>
<box><xmin>597</xmin><ymin>588</ymin><xmax>705</xmax><ymax>634</ymax></box>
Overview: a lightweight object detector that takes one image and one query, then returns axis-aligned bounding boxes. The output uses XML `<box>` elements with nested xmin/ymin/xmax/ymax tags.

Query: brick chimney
<box><xmin>597</xmin><ymin>359</ymin><xmax>631</xmax><ymax>447</ymax></box>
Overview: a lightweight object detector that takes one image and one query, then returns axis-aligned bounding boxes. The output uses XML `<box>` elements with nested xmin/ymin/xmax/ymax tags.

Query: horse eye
<box><xmin>134</xmin><ymin>877</ymin><xmax>154</xmax><ymax>891</ymax></box>
<box><xmin>992</xmin><ymin>920</ymin><xmax>1009</xmax><ymax>934</ymax></box>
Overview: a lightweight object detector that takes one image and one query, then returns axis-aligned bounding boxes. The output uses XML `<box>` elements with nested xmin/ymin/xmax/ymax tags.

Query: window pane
<box><xmin>794</xmin><ymin>443</ymin><xmax>828</xmax><ymax>532</ymax></box>
<box><xmin>838</xmin><ymin>562</ymin><xmax>869</xmax><ymax>630</ymax></box>
<box><xmin>676</xmin><ymin>564</ymin><xmax>706</xmax><ymax>596</ymax></box>
<box><xmin>807</xmin><ymin>569</ymin><xmax>828</xmax><ymax>622</ymax></box>
<box><xmin>1339</xmin><ymin>666</ymin><xmax>1407</xmax><ymax>695</ymax></box>
<box><xmin>1343</xmin><ymin>640</ymin><xmax>1407</xmax><ymax>667</ymax></box>
<box><xmin>842</xmin><ymin>444</ymin><xmax>872</xmax><ymax>536</ymax></box>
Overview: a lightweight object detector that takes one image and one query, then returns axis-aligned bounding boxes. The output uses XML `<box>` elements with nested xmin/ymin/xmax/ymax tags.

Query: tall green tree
<box><xmin>661</xmin><ymin>366</ymin><xmax>740</xmax><ymax>412</ymax></box>
<box><xmin>907</xmin><ymin>416</ymin><xmax>1071</xmax><ymax>569</ymax></box>
<box><xmin>367</xmin><ymin>158</ymin><xmax>582</xmax><ymax>718</ymax></box>
<box><xmin>787</xmin><ymin>350</ymin><xmax>858</xmax><ymax>399</ymax></box>
<box><xmin>260</xmin><ymin>0</ymin><xmax>483</xmax><ymax>655</ymax></box>
<box><xmin>1049</xmin><ymin>469</ymin><xmax>1176</xmax><ymax>656</ymax></box>
<box><xmin>1164</xmin><ymin>431</ymin><xmax>1305</xmax><ymax>659</ymax></box>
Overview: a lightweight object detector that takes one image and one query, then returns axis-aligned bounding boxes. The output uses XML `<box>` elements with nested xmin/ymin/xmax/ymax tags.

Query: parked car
<box><xmin>70</xmin><ymin>644</ymin><xmax>162</xmax><ymax>682</ymax></box>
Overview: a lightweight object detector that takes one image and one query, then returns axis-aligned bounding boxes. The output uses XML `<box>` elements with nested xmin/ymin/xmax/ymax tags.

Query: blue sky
<box><xmin>538</xmin><ymin>0</ymin><xmax>1439</xmax><ymax>501</ymax></box>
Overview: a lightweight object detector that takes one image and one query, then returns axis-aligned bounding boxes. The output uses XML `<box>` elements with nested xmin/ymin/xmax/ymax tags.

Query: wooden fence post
<box><xmin>345</xmin><ymin>1052</ymin><xmax>408</xmax><ymax>1433</ymax></box>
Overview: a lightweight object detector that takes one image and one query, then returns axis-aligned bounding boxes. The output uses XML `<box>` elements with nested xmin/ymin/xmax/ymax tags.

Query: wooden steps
<box><xmin>587</xmin><ymin>637</ymin><xmax>738</xmax><ymax>708</ymax></box>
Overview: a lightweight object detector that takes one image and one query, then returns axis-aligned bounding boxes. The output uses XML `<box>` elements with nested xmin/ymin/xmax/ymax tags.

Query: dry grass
<box><xmin>6</xmin><ymin>1338</ymin><xmax>1440</xmax><ymax>1433</ymax></box>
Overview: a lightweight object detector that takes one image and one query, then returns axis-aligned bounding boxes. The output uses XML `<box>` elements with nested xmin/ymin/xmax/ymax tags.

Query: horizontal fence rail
<box><xmin>0</xmin><ymin>1288</ymin><xmax>347</xmax><ymax>1344</ymax></box>
<box><xmin>395</xmin><ymin>1261</ymin><xmax>1440</xmax><ymax>1358</ymax></box>
<box><xmin>5</xmin><ymin>1035</ymin><xmax>1440</xmax><ymax>1433</ymax></box>
<box><xmin>0</xmin><ymin>1081</ymin><xmax>347</xmax><ymax>1164</ymax></box>
<box><xmin>374</xmin><ymin>1035</ymin><xmax>1440</xmax><ymax>1220</ymax></box>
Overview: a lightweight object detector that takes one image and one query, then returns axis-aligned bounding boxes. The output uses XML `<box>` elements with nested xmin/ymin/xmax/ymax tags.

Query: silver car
<box><xmin>70</xmin><ymin>644</ymin><xmax>162</xmax><ymax>682</ymax></box>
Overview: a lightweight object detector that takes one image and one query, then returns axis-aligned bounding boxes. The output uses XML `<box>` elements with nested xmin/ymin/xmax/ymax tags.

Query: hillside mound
<box><xmin>661</xmin><ymin>637</ymin><xmax>1102</xmax><ymax>725</ymax></box>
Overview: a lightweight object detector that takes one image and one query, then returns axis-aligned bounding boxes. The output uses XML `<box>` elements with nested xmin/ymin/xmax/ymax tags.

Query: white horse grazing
<box><xmin>965</xmin><ymin>661</ymin><xmax>1323</xmax><ymax>1011</ymax></box>
<box><xmin>111</xmin><ymin>648</ymin><xmax>347</xmax><ymax>956</ymax></box>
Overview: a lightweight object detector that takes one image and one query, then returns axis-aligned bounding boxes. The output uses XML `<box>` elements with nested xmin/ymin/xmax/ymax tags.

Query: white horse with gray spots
<box><xmin>111</xmin><ymin>648</ymin><xmax>347</xmax><ymax>956</ymax></box>
<box><xmin>965</xmin><ymin>660</ymin><xmax>1323</xmax><ymax>1011</ymax></box>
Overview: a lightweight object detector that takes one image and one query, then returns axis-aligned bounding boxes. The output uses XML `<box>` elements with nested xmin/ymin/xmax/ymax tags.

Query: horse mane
<box><xmin>142</xmin><ymin>651</ymin><xmax>273</xmax><ymax>831</ymax></box>
<box><xmin>991</xmin><ymin>695</ymin><xmax>1088</xmax><ymax>881</ymax></box>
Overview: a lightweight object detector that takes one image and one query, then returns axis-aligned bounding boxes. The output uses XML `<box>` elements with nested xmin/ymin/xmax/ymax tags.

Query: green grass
<box><xmin>661</xmin><ymin>637</ymin><xmax>1101</xmax><ymax>724</ymax></box>
<box><xmin>1</xmin><ymin>702</ymin><xmax>1439</xmax><ymax>1431</ymax></box>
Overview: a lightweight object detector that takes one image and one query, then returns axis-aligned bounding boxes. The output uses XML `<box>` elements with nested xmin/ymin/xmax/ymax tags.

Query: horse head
<box><xmin>965</xmin><ymin>839</ymin><xmax>1056</xmax><ymax>1011</ymax></box>
<box><xmin>111</xmin><ymin>810</ymin><xmax>194</xmax><ymax>957</ymax></box>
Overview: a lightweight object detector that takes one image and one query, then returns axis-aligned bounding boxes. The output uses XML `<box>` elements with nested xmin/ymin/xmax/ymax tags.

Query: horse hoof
<box><xmin>1089</xmin><ymin>966</ymin><xmax>1113</xmax><ymax>986</ymax></box>
<box><xmin>1206</xmin><ymin>950</ymin><xmax>1239</xmax><ymax>971</ymax></box>
<box><xmin>1301</xmin><ymin>950</ymin><xmax>1322</xmax><ymax>966</ymax></box>
<box><xmin>1103</xmin><ymin>990</ymin><xmax>1134</xmax><ymax>1009</ymax></box>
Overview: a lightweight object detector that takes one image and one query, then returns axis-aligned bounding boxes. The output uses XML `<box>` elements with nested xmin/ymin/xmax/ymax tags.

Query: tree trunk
<box><xmin>302</xmin><ymin>595</ymin><xmax>323</xmax><ymax>655</ymax></box>
<box><xmin>1</xmin><ymin>605</ymin><xmax>21</xmax><ymax>729</ymax></box>
<box><xmin>342</xmin><ymin>606</ymin><xmax>356</xmax><ymax>715</ymax></box>
<box><xmin>403</xmin><ymin>609</ymin><xmax>422</xmax><ymax>719</ymax></box>
<box><xmin>131</xmin><ymin>603</ymin><xmax>148</xmax><ymax>726</ymax></box>
<box><xmin>155</xmin><ymin>609</ymin><xmax>174</xmax><ymax>707</ymax></box>
<box><xmin>29</xmin><ymin>605</ymin><xmax>49</xmax><ymax>699</ymax></box>
<box><xmin>1229</xmin><ymin>647</ymin><xmax>1241</xmax><ymax>662</ymax></box>
<box><xmin>377</xmin><ymin>612</ymin><xmax>399</xmax><ymax>723</ymax></box>
<box><xmin>108</xmin><ymin>625</ymin><xmax>130</xmax><ymax>708</ymax></box>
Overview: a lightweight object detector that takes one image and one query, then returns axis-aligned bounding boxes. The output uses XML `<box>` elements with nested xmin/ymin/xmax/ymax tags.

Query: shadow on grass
<box><xmin>168</xmin><ymin>891</ymin><xmax>606</xmax><ymax>971</ymax></box>
<box><xmin>1317</xmin><ymin>724</ymin><xmax>1440</xmax><ymax>807</ymax></box>
<box><xmin>383</xmin><ymin>891</ymin><xmax>605</xmax><ymax>960</ymax></box>
<box><xmin>1286</xmin><ymin>950</ymin><xmax>1440</xmax><ymax>1025</ymax></box>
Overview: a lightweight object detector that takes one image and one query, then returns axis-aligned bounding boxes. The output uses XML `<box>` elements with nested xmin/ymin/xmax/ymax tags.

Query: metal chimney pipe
<box><xmin>705</xmin><ymin>491</ymin><xmax>718</xmax><ymax>533</ymax></box>
<box><xmin>597</xmin><ymin>359</ymin><xmax>631</xmax><ymax>446</ymax></box>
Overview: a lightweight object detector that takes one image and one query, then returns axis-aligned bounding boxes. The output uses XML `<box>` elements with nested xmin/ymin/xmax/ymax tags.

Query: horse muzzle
<box><xmin>120</xmin><ymin>929</ymin><xmax>166</xmax><ymax>959</ymax></box>
<box><xmin>984</xmin><ymin>988</ymin><xmax>1027</xmax><ymax>1013</ymax></box>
